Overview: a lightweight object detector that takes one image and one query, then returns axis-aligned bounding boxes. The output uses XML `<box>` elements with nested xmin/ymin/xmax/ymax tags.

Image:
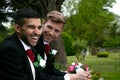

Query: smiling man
<box><xmin>0</xmin><ymin>8</ymin><xmax>42</xmax><ymax>80</ymax></box>
<box><xmin>36</xmin><ymin>11</ymin><xmax>91</xmax><ymax>80</ymax></box>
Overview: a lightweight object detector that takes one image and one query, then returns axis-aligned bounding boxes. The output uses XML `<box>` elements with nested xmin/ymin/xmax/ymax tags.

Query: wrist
<box><xmin>64</xmin><ymin>74</ymin><xmax>70</xmax><ymax>80</ymax></box>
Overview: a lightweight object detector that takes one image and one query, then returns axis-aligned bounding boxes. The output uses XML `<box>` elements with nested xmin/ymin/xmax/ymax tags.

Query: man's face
<box><xmin>42</xmin><ymin>20</ymin><xmax>63</xmax><ymax>43</ymax></box>
<box><xmin>16</xmin><ymin>18</ymin><xmax>42</xmax><ymax>46</ymax></box>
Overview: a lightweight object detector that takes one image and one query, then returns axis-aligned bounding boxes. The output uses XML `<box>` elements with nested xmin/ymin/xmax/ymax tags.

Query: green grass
<box><xmin>67</xmin><ymin>52</ymin><xmax>120</xmax><ymax>80</ymax></box>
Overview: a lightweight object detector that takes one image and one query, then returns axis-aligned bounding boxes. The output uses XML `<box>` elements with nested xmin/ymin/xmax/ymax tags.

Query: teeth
<box><xmin>32</xmin><ymin>36</ymin><xmax>38</xmax><ymax>39</ymax></box>
<box><xmin>32</xmin><ymin>37</ymin><xmax>38</xmax><ymax>41</ymax></box>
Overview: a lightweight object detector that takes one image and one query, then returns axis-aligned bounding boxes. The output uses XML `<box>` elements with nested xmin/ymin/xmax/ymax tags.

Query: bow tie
<box><xmin>26</xmin><ymin>49</ymin><xmax>35</xmax><ymax>63</ymax></box>
<box><xmin>44</xmin><ymin>44</ymin><xmax>50</xmax><ymax>55</ymax></box>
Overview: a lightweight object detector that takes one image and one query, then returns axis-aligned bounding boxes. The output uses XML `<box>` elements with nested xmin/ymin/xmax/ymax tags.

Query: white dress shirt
<box><xmin>20</xmin><ymin>39</ymin><xmax>35</xmax><ymax>80</ymax></box>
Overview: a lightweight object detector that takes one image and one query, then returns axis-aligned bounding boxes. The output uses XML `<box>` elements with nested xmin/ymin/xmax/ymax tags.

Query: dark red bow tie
<box><xmin>44</xmin><ymin>44</ymin><xmax>50</xmax><ymax>55</ymax></box>
<box><xmin>26</xmin><ymin>49</ymin><xmax>35</xmax><ymax>63</ymax></box>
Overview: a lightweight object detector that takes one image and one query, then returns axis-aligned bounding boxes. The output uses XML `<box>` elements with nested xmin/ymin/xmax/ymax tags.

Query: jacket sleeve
<box><xmin>44</xmin><ymin>54</ymin><xmax>66</xmax><ymax>77</ymax></box>
<box><xmin>0</xmin><ymin>40</ymin><xmax>33</xmax><ymax>80</ymax></box>
<box><xmin>39</xmin><ymin>68</ymin><xmax>65</xmax><ymax>80</ymax></box>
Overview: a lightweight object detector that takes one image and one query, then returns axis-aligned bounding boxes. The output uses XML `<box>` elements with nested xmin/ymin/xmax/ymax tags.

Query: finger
<box><xmin>84</xmin><ymin>77</ymin><xmax>88</xmax><ymax>80</ymax></box>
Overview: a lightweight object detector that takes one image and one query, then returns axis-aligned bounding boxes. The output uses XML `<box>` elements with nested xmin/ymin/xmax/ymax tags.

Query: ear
<box><xmin>14</xmin><ymin>24</ymin><xmax>21</xmax><ymax>33</ymax></box>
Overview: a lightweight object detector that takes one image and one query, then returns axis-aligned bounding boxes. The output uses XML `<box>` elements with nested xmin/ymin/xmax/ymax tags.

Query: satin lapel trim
<box><xmin>27</xmin><ymin>56</ymin><xmax>35</xmax><ymax>80</ymax></box>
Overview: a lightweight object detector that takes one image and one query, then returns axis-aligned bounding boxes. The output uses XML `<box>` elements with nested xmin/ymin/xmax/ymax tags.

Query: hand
<box><xmin>77</xmin><ymin>71</ymin><xmax>91</xmax><ymax>80</ymax></box>
<box><xmin>69</xmin><ymin>71</ymin><xmax>91</xmax><ymax>80</ymax></box>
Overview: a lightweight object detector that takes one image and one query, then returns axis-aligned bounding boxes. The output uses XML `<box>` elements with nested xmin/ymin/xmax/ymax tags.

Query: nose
<box><xmin>49</xmin><ymin>30</ymin><xmax>54</xmax><ymax>35</ymax></box>
<box><xmin>34</xmin><ymin>28</ymin><xmax>42</xmax><ymax>35</ymax></box>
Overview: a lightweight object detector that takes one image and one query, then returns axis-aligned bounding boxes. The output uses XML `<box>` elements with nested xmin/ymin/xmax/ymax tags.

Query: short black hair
<box><xmin>14</xmin><ymin>8</ymin><xmax>41</xmax><ymax>26</ymax></box>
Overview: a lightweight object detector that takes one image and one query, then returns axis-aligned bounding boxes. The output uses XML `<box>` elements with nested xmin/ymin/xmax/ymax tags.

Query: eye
<box><xmin>47</xmin><ymin>25</ymin><xmax>52</xmax><ymax>30</ymax></box>
<box><xmin>27</xmin><ymin>25</ymin><xmax>35</xmax><ymax>29</ymax></box>
<box><xmin>38</xmin><ymin>26</ymin><xmax>42</xmax><ymax>30</ymax></box>
<box><xmin>55</xmin><ymin>29</ymin><xmax>60</xmax><ymax>33</ymax></box>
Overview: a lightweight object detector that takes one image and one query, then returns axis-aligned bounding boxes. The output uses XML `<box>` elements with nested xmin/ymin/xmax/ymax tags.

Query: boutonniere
<box><xmin>39</xmin><ymin>58</ymin><xmax>46</xmax><ymax>67</ymax></box>
<box><xmin>34</xmin><ymin>54</ymin><xmax>46</xmax><ymax>68</ymax></box>
<box><xmin>49</xmin><ymin>49</ymin><xmax>57</xmax><ymax>55</ymax></box>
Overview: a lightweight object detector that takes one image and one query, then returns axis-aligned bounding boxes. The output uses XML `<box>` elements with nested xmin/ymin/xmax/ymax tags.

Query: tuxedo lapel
<box><xmin>12</xmin><ymin>33</ymin><xmax>35</xmax><ymax>80</ymax></box>
<box><xmin>35</xmin><ymin>35</ymin><xmax>45</xmax><ymax>59</ymax></box>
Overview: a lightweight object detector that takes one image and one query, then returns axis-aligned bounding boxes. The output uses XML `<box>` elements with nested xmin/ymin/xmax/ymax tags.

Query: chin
<box><xmin>44</xmin><ymin>39</ymin><xmax>50</xmax><ymax>42</ymax></box>
<box><xmin>30</xmin><ymin>43</ymin><xmax>37</xmax><ymax>47</ymax></box>
<box><xmin>45</xmin><ymin>40</ymin><xmax>50</xmax><ymax>43</ymax></box>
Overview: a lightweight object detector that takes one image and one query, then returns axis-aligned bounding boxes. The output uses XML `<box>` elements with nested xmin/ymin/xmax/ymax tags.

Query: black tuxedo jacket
<box><xmin>35</xmin><ymin>35</ymin><xmax>66</xmax><ymax>80</ymax></box>
<box><xmin>0</xmin><ymin>33</ymin><xmax>40</xmax><ymax>80</ymax></box>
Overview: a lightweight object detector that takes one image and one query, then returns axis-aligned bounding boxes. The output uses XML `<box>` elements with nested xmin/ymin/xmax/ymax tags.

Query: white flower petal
<box><xmin>78</xmin><ymin>63</ymin><xmax>83</xmax><ymax>67</ymax></box>
<box><xmin>39</xmin><ymin>59</ymin><xmax>46</xmax><ymax>67</ymax></box>
<box><xmin>52</xmin><ymin>49</ymin><xmax>57</xmax><ymax>55</ymax></box>
<box><xmin>76</xmin><ymin>68</ymin><xmax>84</xmax><ymax>73</ymax></box>
<box><xmin>72</xmin><ymin>62</ymin><xmax>75</xmax><ymax>65</ymax></box>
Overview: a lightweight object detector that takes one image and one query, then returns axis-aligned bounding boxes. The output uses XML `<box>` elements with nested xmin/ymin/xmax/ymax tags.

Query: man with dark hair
<box><xmin>36</xmin><ymin>11</ymin><xmax>91</xmax><ymax>80</ymax></box>
<box><xmin>0</xmin><ymin>8</ymin><xmax>42</xmax><ymax>80</ymax></box>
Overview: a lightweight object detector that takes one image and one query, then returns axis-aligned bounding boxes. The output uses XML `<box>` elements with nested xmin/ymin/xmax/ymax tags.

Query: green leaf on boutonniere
<box><xmin>33</xmin><ymin>61</ymin><xmax>39</xmax><ymax>67</ymax></box>
<box><xmin>33</xmin><ymin>54</ymin><xmax>41</xmax><ymax>67</ymax></box>
<box><xmin>33</xmin><ymin>53</ymin><xmax>46</xmax><ymax>68</ymax></box>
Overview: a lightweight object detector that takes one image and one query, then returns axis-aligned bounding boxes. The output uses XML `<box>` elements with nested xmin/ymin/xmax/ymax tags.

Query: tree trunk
<box><xmin>51</xmin><ymin>35</ymin><xmax>68</xmax><ymax>69</ymax></box>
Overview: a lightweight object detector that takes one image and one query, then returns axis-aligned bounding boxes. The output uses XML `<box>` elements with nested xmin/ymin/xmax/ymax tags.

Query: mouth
<box><xmin>45</xmin><ymin>35</ymin><xmax>51</xmax><ymax>40</ymax></box>
<box><xmin>45</xmin><ymin>35</ymin><xmax>54</xmax><ymax>43</ymax></box>
<box><xmin>31</xmin><ymin>36</ymin><xmax>39</xmax><ymax>43</ymax></box>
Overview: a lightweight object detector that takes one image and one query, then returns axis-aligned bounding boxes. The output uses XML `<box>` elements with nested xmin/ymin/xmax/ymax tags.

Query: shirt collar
<box><xmin>43</xmin><ymin>41</ymin><xmax>49</xmax><ymax>45</ymax></box>
<box><xmin>20</xmin><ymin>39</ymin><xmax>31</xmax><ymax>51</ymax></box>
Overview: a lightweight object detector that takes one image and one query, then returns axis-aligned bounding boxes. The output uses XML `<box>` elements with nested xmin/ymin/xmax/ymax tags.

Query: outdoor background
<box><xmin>0</xmin><ymin>0</ymin><xmax>120</xmax><ymax>80</ymax></box>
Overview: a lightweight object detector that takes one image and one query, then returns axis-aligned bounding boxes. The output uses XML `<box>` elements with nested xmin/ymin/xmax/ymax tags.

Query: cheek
<box><xmin>42</xmin><ymin>28</ymin><xmax>48</xmax><ymax>34</ymax></box>
<box><xmin>54</xmin><ymin>34</ymin><xmax>60</xmax><ymax>39</ymax></box>
<box><xmin>39</xmin><ymin>29</ymin><xmax>42</xmax><ymax>34</ymax></box>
